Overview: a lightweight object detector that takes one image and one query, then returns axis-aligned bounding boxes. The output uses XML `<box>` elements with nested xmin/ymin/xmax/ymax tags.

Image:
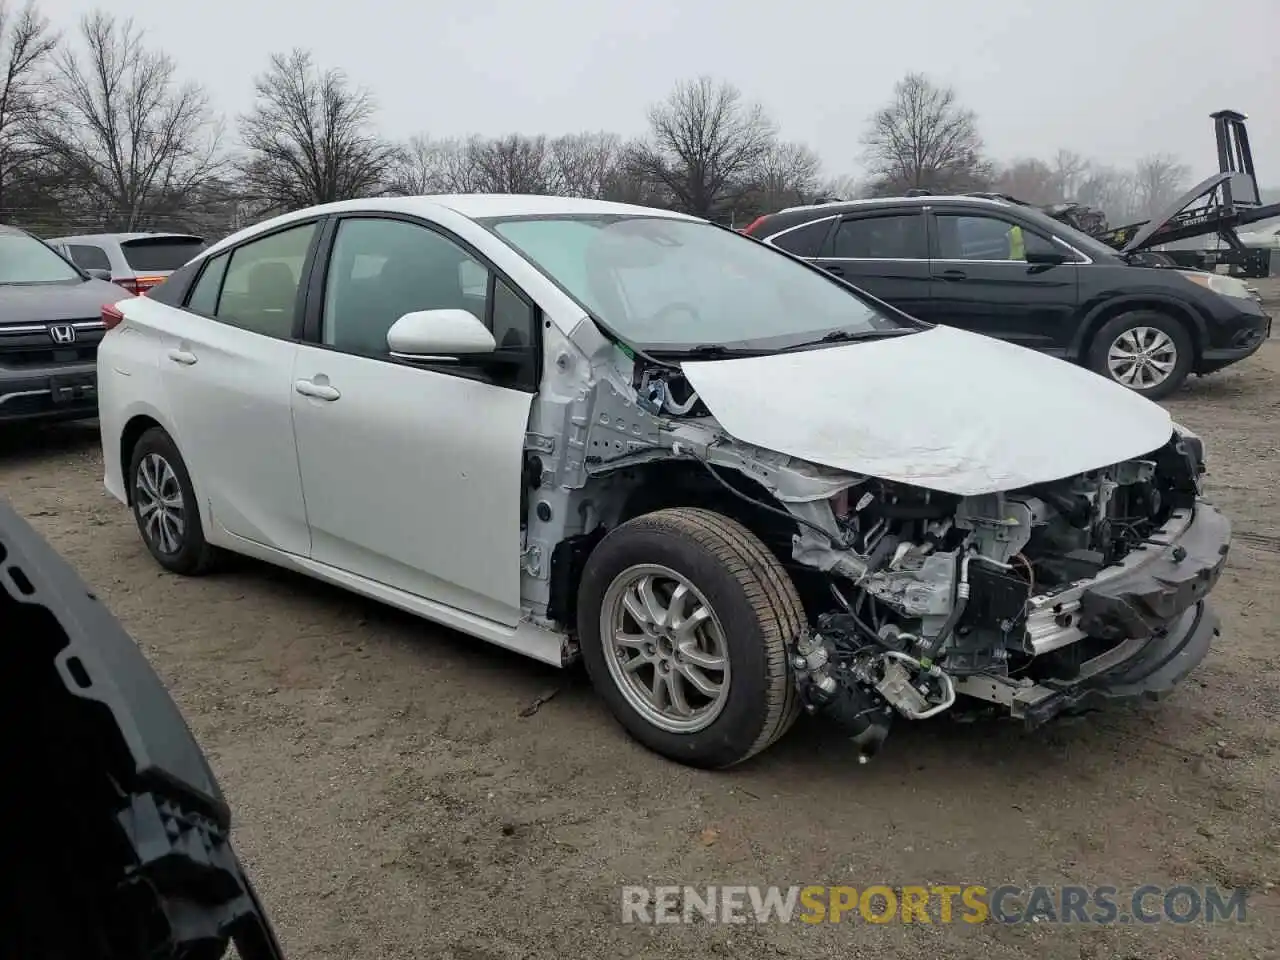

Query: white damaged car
<box><xmin>96</xmin><ymin>195</ymin><xmax>1231</xmax><ymax>768</ymax></box>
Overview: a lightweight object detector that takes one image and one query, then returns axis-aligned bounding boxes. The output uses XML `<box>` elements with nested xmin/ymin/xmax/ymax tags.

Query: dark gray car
<box><xmin>0</xmin><ymin>224</ymin><xmax>131</xmax><ymax>422</ymax></box>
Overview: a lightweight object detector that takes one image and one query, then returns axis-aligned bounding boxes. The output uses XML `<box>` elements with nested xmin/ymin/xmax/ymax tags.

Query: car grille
<box><xmin>0</xmin><ymin>319</ymin><xmax>104</xmax><ymax>366</ymax></box>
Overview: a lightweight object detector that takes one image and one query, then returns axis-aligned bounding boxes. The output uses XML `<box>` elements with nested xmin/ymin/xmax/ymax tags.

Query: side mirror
<box><xmin>386</xmin><ymin>309</ymin><xmax>496</xmax><ymax>359</ymax></box>
<box><xmin>86</xmin><ymin>268</ymin><xmax>113</xmax><ymax>281</ymax></box>
<box><xmin>1025</xmin><ymin>247</ymin><xmax>1071</xmax><ymax>266</ymax></box>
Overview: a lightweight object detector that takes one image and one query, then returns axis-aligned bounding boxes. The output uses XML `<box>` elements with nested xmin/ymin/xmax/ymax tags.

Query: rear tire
<box><xmin>128</xmin><ymin>427</ymin><xmax>220</xmax><ymax>576</ymax></box>
<box><xmin>577</xmin><ymin>507</ymin><xmax>803</xmax><ymax>768</ymax></box>
<box><xmin>1086</xmin><ymin>309</ymin><xmax>1193</xmax><ymax>401</ymax></box>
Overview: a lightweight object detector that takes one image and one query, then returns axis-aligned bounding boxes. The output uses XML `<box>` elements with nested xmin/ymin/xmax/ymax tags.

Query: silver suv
<box><xmin>46</xmin><ymin>232</ymin><xmax>207</xmax><ymax>296</ymax></box>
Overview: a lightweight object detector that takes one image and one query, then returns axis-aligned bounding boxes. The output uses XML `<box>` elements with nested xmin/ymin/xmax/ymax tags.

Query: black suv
<box><xmin>743</xmin><ymin>196</ymin><xmax>1271</xmax><ymax>399</ymax></box>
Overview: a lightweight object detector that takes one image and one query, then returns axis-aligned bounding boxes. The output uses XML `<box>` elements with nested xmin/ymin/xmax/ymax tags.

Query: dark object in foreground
<box><xmin>0</xmin><ymin>499</ymin><xmax>284</xmax><ymax>959</ymax></box>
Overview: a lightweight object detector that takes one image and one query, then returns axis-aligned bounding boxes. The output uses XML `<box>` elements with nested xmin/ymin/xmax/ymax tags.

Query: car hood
<box><xmin>679</xmin><ymin>324</ymin><xmax>1174</xmax><ymax>496</ymax></box>
<box><xmin>0</xmin><ymin>277</ymin><xmax>126</xmax><ymax>323</ymax></box>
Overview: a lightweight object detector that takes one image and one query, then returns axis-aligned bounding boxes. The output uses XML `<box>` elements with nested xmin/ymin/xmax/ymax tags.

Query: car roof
<box><xmin>201</xmin><ymin>195</ymin><xmax>703</xmax><ymax>261</ymax></box>
<box><xmin>47</xmin><ymin>231</ymin><xmax>204</xmax><ymax>244</ymax></box>
<box><xmin>771</xmin><ymin>195</ymin><xmax>1015</xmax><ymax>218</ymax></box>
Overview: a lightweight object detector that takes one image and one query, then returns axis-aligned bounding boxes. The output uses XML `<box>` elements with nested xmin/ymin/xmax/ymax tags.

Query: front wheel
<box><xmin>576</xmin><ymin>507</ymin><xmax>804</xmax><ymax>768</ymax></box>
<box><xmin>1086</xmin><ymin>310</ymin><xmax>1193</xmax><ymax>400</ymax></box>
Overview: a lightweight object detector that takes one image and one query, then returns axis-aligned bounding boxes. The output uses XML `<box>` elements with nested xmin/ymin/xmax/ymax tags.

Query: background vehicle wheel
<box><xmin>1087</xmin><ymin>310</ymin><xmax>1193</xmax><ymax>400</ymax></box>
<box><xmin>127</xmin><ymin>427</ymin><xmax>219</xmax><ymax>576</ymax></box>
<box><xmin>576</xmin><ymin>507</ymin><xmax>804</xmax><ymax>768</ymax></box>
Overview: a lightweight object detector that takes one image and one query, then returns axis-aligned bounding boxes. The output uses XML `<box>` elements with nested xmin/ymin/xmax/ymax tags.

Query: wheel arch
<box><xmin>549</xmin><ymin>459</ymin><xmax>820</xmax><ymax>637</ymax></box>
<box><xmin>1073</xmin><ymin>296</ymin><xmax>1206</xmax><ymax>366</ymax></box>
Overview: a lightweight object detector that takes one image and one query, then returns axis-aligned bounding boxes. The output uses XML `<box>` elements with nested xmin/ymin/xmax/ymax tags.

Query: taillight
<box><xmin>741</xmin><ymin>216</ymin><xmax>768</xmax><ymax>236</ymax></box>
<box><xmin>102</xmin><ymin>303</ymin><xmax>125</xmax><ymax>331</ymax></box>
<box><xmin>114</xmin><ymin>276</ymin><xmax>163</xmax><ymax>296</ymax></box>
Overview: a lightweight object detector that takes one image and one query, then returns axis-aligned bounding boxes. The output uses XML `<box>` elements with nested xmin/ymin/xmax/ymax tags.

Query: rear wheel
<box><xmin>128</xmin><ymin>427</ymin><xmax>219</xmax><ymax>575</ymax></box>
<box><xmin>1086</xmin><ymin>310</ymin><xmax>1193</xmax><ymax>401</ymax></box>
<box><xmin>577</xmin><ymin>507</ymin><xmax>803</xmax><ymax>768</ymax></box>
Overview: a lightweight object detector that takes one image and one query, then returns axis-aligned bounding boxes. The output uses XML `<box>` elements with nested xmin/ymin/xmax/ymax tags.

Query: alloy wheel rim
<box><xmin>1107</xmin><ymin>326</ymin><xmax>1177</xmax><ymax>389</ymax></box>
<box><xmin>135</xmin><ymin>453</ymin><xmax>185</xmax><ymax>554</ymax></box>
<box><xmin>600</xmin><ymin>563</ymin><xmax>732</xmax><ymax>734</ymax></box>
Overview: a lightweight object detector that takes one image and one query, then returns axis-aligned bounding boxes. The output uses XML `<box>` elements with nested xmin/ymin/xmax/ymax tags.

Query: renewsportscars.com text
<box><xmin>620</xmin><ymin>884</ymin><xmax>1249</xmax><ymax>925</ymax></box>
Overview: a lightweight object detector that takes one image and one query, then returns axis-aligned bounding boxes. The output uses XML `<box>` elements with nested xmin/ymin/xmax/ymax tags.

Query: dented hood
<box><xmin>680</xmin><ymin>324</ymin><xmax>1174</xmax><ymax>496</ymax></box>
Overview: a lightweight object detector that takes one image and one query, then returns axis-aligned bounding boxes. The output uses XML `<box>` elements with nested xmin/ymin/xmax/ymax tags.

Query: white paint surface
<box><xmin>680</xmin><ymin>325</ymin><xmax>1175</xmax><ymax>495</ymax></box>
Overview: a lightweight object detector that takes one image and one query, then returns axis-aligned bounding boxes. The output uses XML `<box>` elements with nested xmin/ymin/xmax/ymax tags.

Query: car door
<box><xmin>155</xmin><ymin>220</ymin><xmax>319</xmax><ymax>555</ymax></box>
<box><xmin>290</xmin><ymin>214</ymin><xmax>538</xmax><ymax>627</ymax></box>
<box><xmin>810</xmin><ymin>209</ymin><xmax>931</xmax><ymax>318</ymax></box>
<box><xmin>924</xmin><ymin>210</ymin><xmax>1081</xmax><ymax>353</ymax></box>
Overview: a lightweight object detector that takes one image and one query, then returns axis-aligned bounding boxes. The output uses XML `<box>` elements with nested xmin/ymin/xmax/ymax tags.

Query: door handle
<box><xmin>938</xmin><ymin>269</ymin><xmax>967</xmax><ymax>281</ymax></box>
<box><xmin>167</xmin><ymin>349</ymin><xmax>197</xmax><ymax>365</ymax></box>
<box><xmin>823</xmin><ymin>264</ymin><xmax>845</xmax><ymax>276</ymax></box>
<box><xmin>295</xmin><ymin>379</ymin><xmax>340</xmax><ymax>401</ymax></box>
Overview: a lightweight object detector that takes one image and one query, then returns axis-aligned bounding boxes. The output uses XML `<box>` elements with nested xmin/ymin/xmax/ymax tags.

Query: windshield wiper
<box><xmin>649</xmin><ymin>344</ymin><xmax>768</xmax><ymax>359</ymax></box>
<box><xmin>777</xmin><ymin>328</ymin><xmax>917</xmax><ymax>351</ymax></box>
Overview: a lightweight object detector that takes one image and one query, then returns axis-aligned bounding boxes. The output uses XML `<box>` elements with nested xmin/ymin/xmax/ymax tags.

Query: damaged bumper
<box><xmin>965</xmin><ymin>500</ymin><xmax>1231</xmax><ymax>726</ymax></box>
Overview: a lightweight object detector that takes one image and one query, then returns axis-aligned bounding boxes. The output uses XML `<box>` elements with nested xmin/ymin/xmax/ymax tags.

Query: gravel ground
<box><xmin>3</xmin><ymin>289</ymin><xmax>1278</xmax><ymax>960</ymax></box>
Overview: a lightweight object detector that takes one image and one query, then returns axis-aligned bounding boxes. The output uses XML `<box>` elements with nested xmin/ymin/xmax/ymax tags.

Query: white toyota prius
<box><xmin>97</xmin><ymin>194</ymin><xmax>1231</xmax><ymax>768</ymax></box>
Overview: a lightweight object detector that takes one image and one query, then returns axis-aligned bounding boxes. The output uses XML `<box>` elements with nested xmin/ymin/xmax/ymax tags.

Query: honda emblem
<box><xmin>49</xmin><ymin>324</ymin><xmax>77</xmax><ymax>344</ymax></box>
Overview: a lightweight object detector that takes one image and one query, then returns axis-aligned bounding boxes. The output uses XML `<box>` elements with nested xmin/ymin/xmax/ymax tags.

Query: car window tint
<box><xmin>322</xmin><ymin>217</ymin><xmax>534</xmax><ymax>357</ymax></box>
<box><xmin>936</xmin><ymin>214</ymin><xmax>1038</xmax><ymax>262</ymax></box>
<box><xmin>831</xmin><ymin>215</ymin><xmax>925</xmax><ymax>259</ymax></box>
<box><xmin>769</xmin><ymin>219</ymin><xmax>832</xmax><ymax>257</ymax></box>
<box><xmin>215</xmin><ymin>223</ymin><xmax>316</xmax><ymax>338</ymax></box>
<box><xmin>67</xmin><ymin>244</ymin><xmax>112</xmax><ymax>272</ymax></box>
<box><xmin>187</xmin><ymin>253</ymin><xmax>229</xmax><ymax>315</ymax></box>
<box><xmin>120</xmin><ymin>237</ymin><xmax>206</xmax><ymax>271</ymax></box>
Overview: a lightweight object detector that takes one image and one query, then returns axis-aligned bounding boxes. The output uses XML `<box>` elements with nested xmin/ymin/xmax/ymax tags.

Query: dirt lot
<box><xmin>3</xmin><ymin>292</ymin><xmax>1279</xmax><ymax>959</ymax></box>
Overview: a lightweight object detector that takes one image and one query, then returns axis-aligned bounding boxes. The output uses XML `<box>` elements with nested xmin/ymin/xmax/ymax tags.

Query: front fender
<box><xmin>1068</xmin><ymin>293</ymin><xmax>1208</xmax><ymax>361</ymax></box>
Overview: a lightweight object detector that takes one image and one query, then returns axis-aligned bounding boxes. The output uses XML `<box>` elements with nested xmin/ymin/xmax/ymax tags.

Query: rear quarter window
<box><xmin>121</xmin><ymin>237</ymin><xmax>207</xmax><ymax>272</ymax></box>
<box><xmin>766</xmin><ymin>218</ymin><xmax>833</xmax><ymax>257</ymax></box>
<box><xmin>66</xmin><ymin>244</ymin><xmax>113</xmax><ymax>272</ymax></box>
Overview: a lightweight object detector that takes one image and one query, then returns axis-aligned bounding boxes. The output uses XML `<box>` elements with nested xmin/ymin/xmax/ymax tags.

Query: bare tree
<box><xmin>747</xmin><ymin>140</ymin><xmax>822</xmax><ymax>210</ymax></box>
<box><xmin>465</xmin><ymin>133</ymin><xmax>555</xmax><ymax>194</ymax></box>
<box><xmin>1050</xmin><ymin>149</ymin><xmax>1088</xmax><ymax>200</ymax></box>
<box><xmin>1132</xmin><ymin>152</ymin><xmax>1189</xmax><ymax>221</ymax></box>
<box><xmin>548</xmin><ymin>131</ymin><xmax>623</xmax><ymax>198</ymax></box>
<box><xmin>993</xmin><ymin>157</ymin><xmax>1059</xmax><ymax>204</ymax></box>
<box><xmin>30</xmin><ymin>12</ymin><xmax>221</xmax><ymax>229</ymax></box>
<box><xmin>385</xmin><ymin>134</ymin><xmax>448</xmax><ymax>195</ymax></box>
<box><xmin>0</xmin><ymin>1</ymin><xmax>57</xmax><ymax>208</ymax></box>
<box><xmin>862</xmin><ymin>73</ymin><xmax>991</xmax><ymax>195</ymax></box>
<box><xmin>238</xmin><ymin>48</ymin><xmax>396</xmax><ymax>212</ymax></box>
<box><xmin>630</xmin><ymin>76</ymin><xmax>775</xmax><ymax>218</ymax></box>
<box><xmin>1076</xmin><ymin>165</ymin><xmax>1139</xmax><ymax>225</ymax></box>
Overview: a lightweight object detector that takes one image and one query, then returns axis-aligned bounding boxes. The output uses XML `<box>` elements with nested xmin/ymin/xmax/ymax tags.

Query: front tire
<box><xmin>577</xmin><ymin>508</ymin><xmax>804</xmax><ymax>768</ymax></box>
<box><xmin>128</xmin><ymin>427</ymin><xmax>219</xmax><ymax>576</ymax></box>
<box><xmin>1086</xmin><ymin>310</ymin><xmax>1193</xmax><ymax>400</ymax></box>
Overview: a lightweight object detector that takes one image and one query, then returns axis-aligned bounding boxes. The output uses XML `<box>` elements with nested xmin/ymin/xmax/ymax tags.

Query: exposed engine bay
<box><xmin>782</xmin><ymin>431</ymin><xmax>1209</xmax><ymax>760</ymax></box>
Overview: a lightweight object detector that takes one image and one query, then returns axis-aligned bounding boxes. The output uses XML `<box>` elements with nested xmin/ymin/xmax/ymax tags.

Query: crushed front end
<box><xmin>785</xmin><ymin>424</ymin><xmax>1229</xmax><ymax>760</ymax></box>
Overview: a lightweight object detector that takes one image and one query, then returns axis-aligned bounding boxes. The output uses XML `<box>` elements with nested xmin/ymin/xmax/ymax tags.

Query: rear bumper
<box><xmin>998</xmin><ymin>500</ymin><xmax>1231</xmax><ymax>726</ymax></box>
<box><xmin>0</xmin><ymin>362</ymin><xmax>98</xmax><ymax>422</ymax></box>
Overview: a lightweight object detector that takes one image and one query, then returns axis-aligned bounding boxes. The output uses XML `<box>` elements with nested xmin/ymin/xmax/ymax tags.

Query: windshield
<box><xmin>0</xmin><ymin>231</ymin><xmax>82</xmax><ymax>284</ymax></box>
<box><xmin>484</xmin><ymin>215</ymin><xmax>915</xmax><ymax>352</ymax></box>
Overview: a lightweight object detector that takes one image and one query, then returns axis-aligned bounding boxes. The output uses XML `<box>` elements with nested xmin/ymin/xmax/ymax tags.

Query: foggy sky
<box><xmin>35</xmin><ymin>0</ymin><xmax>1280</xmax><ymax>184</ymax></box>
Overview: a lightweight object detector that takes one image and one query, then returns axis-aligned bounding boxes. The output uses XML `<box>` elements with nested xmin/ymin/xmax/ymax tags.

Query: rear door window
<box><xmin>120</xmin><ymin>236</ymin><xmax>207</xmax><ymax>272</ymax></box>
<box><xmin>830</xmin><ymin>214</ymin><xmax>927</xmax><ymax>259</ymax></box>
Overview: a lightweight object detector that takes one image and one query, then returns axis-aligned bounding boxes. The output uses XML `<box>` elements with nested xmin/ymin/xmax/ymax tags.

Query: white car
<box><xmin>97</xmin><ymin>195</ymin><xmax>1231</xmax><ymax>769</ymax></box>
